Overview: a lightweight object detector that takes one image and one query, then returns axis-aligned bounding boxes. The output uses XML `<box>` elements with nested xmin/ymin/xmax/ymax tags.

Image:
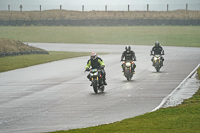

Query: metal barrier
<box><xmin>0</xmin><ymin>19</ymin><xmax>199</xmax><ymax>26</ymax></box>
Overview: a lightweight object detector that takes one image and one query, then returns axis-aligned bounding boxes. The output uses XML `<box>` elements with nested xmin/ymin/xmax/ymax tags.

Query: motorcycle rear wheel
<box><xmin>100</xmin><ymin>86</ymin><xmax>105</xmax><ymax>92</ymax></box>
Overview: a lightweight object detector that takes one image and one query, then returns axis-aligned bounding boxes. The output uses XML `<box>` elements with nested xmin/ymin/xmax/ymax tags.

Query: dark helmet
<box><xmin>125</xmin><ymin>45</ymin><xmax>131</xmax><ymax>53</ymax></box>
<box><xmin>155</xmin><ymin>41</ymin><xmax>160</xmax><ymax>47</ymax></box>
<box><xmin>90</xmin><ymin>52</ymin><xmax>97</xmax><ymax>60</ymax></box>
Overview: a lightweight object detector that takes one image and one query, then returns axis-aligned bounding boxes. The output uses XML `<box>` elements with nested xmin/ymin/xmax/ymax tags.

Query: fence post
<box><xmin>105</xmin><ymin>5</ymin><xmax>107</xmax><ymax>11</ymax></box>
<box><xmin>40</xmin><ymin>5</ymin><xmax>41</xmax><ymax>11</ymax></box>
<box><xmin>186</xmin><ymin>4</ymin><xmax>188</xmax><ymax>11</ymax></box>
<box><xmin>82</xmin><ymin>5</ymin><xmax>84</xmax><ymax>12</ymax></box>
<box><xmin>8</xmin><ymin>5</ymin><xmax>10</xmax><ymax>11</ymax></box>
<box><xmin>167</xmin><ymin>4</ymin><xmax>169</xmax><ymax>11</ymax></box>
<box><xmin>60</xmin><ymin>5</ymin><xmax>62</xmax><ymax>10</ymax></box>
<box><xmin>147</xmin><ymin>4</ymin><xmax>149</xmax><ymax>11</ymax></box>
<box><xmin>19</xmin><ymin>5</ymin><xmax>23</xmax><ymax>12</ymax></box>
<box><xmin>128</xmin><ymin>5</ymin><xmax>129</xmax><ymax>11</ymax></box>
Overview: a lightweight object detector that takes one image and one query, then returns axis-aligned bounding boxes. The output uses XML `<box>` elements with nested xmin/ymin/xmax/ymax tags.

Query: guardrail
<box><xmin>0</xmin><ymin>19</ymin><xmax>199</xmax><ymax>26</ymax></box>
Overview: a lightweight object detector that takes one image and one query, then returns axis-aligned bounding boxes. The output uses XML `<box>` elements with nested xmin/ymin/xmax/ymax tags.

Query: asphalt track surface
<box><xmin>0</xmin><ymin>43</ymin><xmax>200</xmax><ymax>133</ymax></box>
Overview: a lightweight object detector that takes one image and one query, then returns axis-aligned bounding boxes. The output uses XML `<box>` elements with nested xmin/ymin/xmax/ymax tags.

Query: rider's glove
<box><xmin>85</xmin><ymin>68</ymin><xmax>90</xmax><ymax>71</ymax></box>
<box><xmin>101</xmin><ymin>66</ymin><xmax>105</xmax><ymax>69</ymax></box>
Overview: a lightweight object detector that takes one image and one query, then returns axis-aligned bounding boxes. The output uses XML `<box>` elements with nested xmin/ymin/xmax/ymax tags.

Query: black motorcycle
<box><xmin>85</xmin><ymin>68</ymin><xmax>105</xmax><ymax>94</ymax></box>
<box><xmin>151</xmin><ymin>51</ymin><xmax>164</xmax><ymax>72</ymax></box>
<box><xmin>122</xmin><ymin>60</ymin><xmax>136</xmax><ymax>81</ymax></box>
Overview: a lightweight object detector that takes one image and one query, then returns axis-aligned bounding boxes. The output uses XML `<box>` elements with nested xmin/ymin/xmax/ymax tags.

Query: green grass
<box><xmin>49</xmin><ymin>87</ymin><xmax>200</xmax><ymax>133</ymax></box>
<box><xmin>0</xmin><ymin>51</ymin><xmax>91</xmax><ymax>73</ymax></box>
<box><xmin>197</xmin><ymin>67</ymin><xmax>200</xmax><ymax>79</ymax></box>
<box><xmin>0</xmin><ymin>26</ymin><xmax>200</xmax><ymax>47</ymax></box>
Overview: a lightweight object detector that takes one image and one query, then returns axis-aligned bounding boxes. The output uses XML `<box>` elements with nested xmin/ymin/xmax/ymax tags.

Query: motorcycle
<box><xmin>151</xmin><ymin>51</ymin><xmax>164</xmax><ymax>72</ymax></box>
<box><xmin>85</xmin><ymin>68</ymin><xmax>105</xmax><ymax>94</ymax></box>
<box><xmin>122</xmin><ymin>60</ymin><xmax>136</xmax><ymax>81</ymax></box>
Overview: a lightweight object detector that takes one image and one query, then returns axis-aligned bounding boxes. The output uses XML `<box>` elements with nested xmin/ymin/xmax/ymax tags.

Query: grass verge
<box><xmin>0</xmin><ymin>51</ymin><xmax>91</xmax><ymax>73</ymax></box>
<box><xmin>0</xmin><ymin>38</ymin><xmax>46</xmax><ymax>53</ymax></box>
<box><xmin>0</xmin><ymin>26</ymin><xmax>200</xmax><ymax>47</ymax></box>
<box><xmin>49</xmin><ymin>87</ymin><xmax>200</xmax><ymax>133</ymax></box>
<box><xmin>197</xmin><ymin>67</ymin><xmax>200</xmax><ymax>79</ymax></box>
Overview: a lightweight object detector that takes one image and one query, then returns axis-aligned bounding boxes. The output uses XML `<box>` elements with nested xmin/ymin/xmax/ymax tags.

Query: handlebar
<box><xmin>84</xmin><ymin>66</ymin><xmax>104</xmax><ymax>72</ymax></box>
<box><xmin>121</xmin><ymin>60</ymin><xmax>136</xmax><ymax>62</ymax></box>
<box><xmin>150</xmin><ymin>54</ymin><xmax>164</xmax><ymax>56</ymax></box>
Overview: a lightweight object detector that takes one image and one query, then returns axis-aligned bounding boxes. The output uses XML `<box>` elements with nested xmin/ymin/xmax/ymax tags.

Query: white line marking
<box><xmin>151</xmin><ymin>63</ymin><xmax>200</xmax><ymax>112</ymax></box>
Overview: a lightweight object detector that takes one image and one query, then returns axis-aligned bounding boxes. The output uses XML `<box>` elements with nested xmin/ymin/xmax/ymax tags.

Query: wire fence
<box><xmin>0</xmin><ymin>4</ymin><xmax>200</xmax><ymax>12</ymax></box>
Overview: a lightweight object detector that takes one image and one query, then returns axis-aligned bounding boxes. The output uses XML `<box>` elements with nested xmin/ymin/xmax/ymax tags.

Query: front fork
<box><xmin>154</xmin><ymin>60</ymin><xmax>161</xmax><ymax>66</ymax></box>
<box><xmin>91</xmin><ymin>77</ymin><xmax>99</xmax><ymax>86</ymax></box>
<box><xmin>125</xmin><ymin>67</ymin><xmax>131</xmax><ymax>73</ymax></box>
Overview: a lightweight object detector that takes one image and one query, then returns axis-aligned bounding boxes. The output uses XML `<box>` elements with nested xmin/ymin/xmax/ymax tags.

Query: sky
<box><xmin>63</xmin><ymin>0</ymin><xmax>200</xmax><ymax>5</ymax></box>
<box><xmin>1</xmin><ymin>0</ymin><xmax>200</xmax><ymax>5</ymax></box>
<box><xmin>0</xmin><ymin>0</ymin><xmax>200</xmax><ymax>11</ymax></box>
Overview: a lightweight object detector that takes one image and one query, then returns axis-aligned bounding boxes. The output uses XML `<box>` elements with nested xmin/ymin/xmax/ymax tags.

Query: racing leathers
<box><xmin>151</xmin><ymin>45</ymin><xmax>163</xmax><ymax>55</ymax></box>
<box><xmin>85</xmin><ymin>57</ymin><xmax>107</xmax><ymax>85</ymax></box>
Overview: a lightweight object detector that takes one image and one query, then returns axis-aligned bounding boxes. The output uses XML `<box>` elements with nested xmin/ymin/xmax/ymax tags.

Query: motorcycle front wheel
<box><xmin>126</xmin><ymin>72</ymin><xmax>130</xmax><ymax>81</ymax></box>
<box><xmin>92</xmin><ymin>80</ymin><xmax>98</xmax><ymax>94</ymax></box>
<box><xmin>125</xmin><ymin>69</ymin><xmax>131</xmax><ymax>81</ymax></box>
<box><xmin>155</xmin><ymin>61</ymin><xmax>160</xmax><ymax>72</ymax></box>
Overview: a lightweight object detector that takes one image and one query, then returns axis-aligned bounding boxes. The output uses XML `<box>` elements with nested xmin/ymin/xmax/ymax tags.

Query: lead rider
<box><xmin>85</xmin><ymin>52</ymin><xmax>107</xmax><ymax>86</ymax></box>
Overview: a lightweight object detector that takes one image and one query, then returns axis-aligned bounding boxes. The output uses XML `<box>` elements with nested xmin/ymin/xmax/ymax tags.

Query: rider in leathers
<box><xmin>151</xmin><ymin>41</ymin><xmax>164</xmax><ymax>66</ymax></box>
<box><xmin>121</xmin><ymin>45</ymin><xmax>137</xmax><ymax>73</ymax></box>
<box><xmin>85</xmin><ymin>52</ymin><xmax>107</xmax><ymax>86</ymax></box>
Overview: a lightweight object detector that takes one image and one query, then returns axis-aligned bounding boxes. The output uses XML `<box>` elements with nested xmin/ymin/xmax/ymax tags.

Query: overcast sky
<box><xmin>0</xmin><ymin>0</ymin><xmax>200</xmax><ymax>11</ymax></box>
<box><xmin>1</xmin><ymin>0</ymin><xmax>200</xmax><ymax>5</ymax></box>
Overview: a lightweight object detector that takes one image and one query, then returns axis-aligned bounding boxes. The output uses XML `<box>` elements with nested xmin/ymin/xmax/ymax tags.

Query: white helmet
<box><xmin>90</xmin><ymin>52</ymin><xmax>97</xmax><ymax>60</ymax></box>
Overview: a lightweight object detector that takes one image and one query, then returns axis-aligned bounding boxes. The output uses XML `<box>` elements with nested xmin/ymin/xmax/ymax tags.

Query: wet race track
<box><xmin>0</xmin><ymin>43</ymin><xmax>200</xmax><ymax>133</ymax></box>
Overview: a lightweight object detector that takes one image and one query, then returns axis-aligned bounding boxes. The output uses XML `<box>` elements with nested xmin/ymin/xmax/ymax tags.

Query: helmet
<box><xmin>155</xmin><ymin>41</ymin><xmax>160</xmax><ymax>47</ymax></box>
<box><xmin>90</xmin><ymin>52</ymin><xmax>97</xmax><ymax>60</ymax></box>
<box><xmin>125</xmin><ymin>45</ymin><xmax>131</xmax><ymax>53</ymax></box>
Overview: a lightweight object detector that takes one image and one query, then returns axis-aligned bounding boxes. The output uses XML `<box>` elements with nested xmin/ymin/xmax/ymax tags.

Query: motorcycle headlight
<box><xmin>126</xmin><ymin>62</ymin><xmax>131</xmax><ymax>67</ymax></box>
<box><xmin>93</xmin><ymin>72</ymin><xmax>98</xmax><ymax>76</ymax></box>
<box><xmin>154</xmin><ymin>57</ymin><xmax>158</xmax><ymax>60</ymax></box>
<box><xmin>90</xmin><ymin>73</ymin><xmax>94</xmax><ymax>76</ymax></box>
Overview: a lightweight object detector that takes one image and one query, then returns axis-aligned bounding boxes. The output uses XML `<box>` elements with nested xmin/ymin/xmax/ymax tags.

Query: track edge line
<box><xmin>151</xmin><ymin>63</ymin><xmax>200</xmax><ymax>112</ymax></box>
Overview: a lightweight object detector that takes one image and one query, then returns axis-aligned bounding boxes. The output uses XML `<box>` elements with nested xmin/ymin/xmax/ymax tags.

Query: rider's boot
<box><xmin>104</xmin><ymin>81</ymin><xmax>107</xmax><ymax>85</ymax></box>
<box><xmin>152</xmin><ymin>61</ymin><xmax>155</xmax><ymax>66</ymax></box>
<box><xmin>132</xmin><ymin>66</ymin><xmax>136</xmax><ymax>74</ymax></box>
<box><xmin>104</xmin><ymin>80</ymin><xmax>107</xmax><ymax>85</ymax></box>
<box><xmin>122</xmin><ymin>67</ymin><xmax>125</xmax><ymax>72</ymax></box>
<box><xmin>88</xmin><ymin>77</ymin><xmax>92</xmax><ymax>86</ymax></box>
